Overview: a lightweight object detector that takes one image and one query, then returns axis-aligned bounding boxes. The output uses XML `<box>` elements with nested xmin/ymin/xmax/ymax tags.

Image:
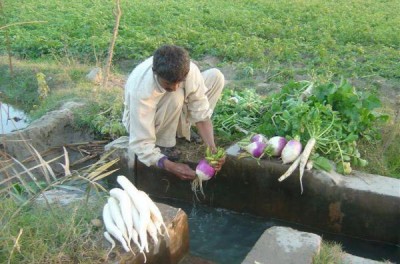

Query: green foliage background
<box><xmin>1</xmin><ymin>0</ymin><xmax>399</xmax><ymax>81</ymax></box>
<box><xmin>0</xmin><ymin>0</ymin><xmax>399</xmax><ymax>177</ymax></box>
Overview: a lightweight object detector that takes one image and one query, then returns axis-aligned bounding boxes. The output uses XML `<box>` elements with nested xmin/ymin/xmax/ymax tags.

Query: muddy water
<box><xmin>0</xmin><ymin>103</ymin><xmax>29</xmax><ymax>134</ymax></box>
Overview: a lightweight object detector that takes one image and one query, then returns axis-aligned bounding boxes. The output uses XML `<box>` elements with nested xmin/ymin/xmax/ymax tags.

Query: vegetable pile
<box><xmin>102</xmin><ymin>175</ymin><xmax>168</xmax><ymax>262</ymax></box>
<box><xmin>219</xmin><ymin>80</ymin><xmax>388</xmax><ymax>191</ymax></box>
<box><xmin>257</xmin><ymin>80</ymin><xmax>387</xmax><ymax>175</ymax></box>
<box><xmin>191</xmin><ymin>147</ymin><xmax>226</xmax><ymax>199</ymax></box>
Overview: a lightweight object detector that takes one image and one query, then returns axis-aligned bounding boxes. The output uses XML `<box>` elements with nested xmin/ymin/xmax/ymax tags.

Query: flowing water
<box><xmin>0</xmin><ymin>102</ymin><xmax>29</xmax><ymax>134</ymax></box>
<box><xmin>159</xmin><ymin>198</ymin><xmax>400</xmax><ymax>264</ymax></box>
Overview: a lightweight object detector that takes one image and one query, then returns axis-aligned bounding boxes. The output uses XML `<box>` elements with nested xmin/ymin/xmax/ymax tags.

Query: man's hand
<box><xmin>212</xmin><ymin>155</ymin><xmax>226</xmax><ymax>172</ymax></box>
<box><xmin>164</xmin><ymin>160</ymin><xmax>196</xmax><ymax>180</ymax></box>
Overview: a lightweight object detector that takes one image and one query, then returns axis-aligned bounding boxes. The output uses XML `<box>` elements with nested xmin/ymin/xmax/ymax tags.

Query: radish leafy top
<box><xmin>257</xmin><ymin>80</ymin><xmax>388</xmax><ymax>174</ymax></box>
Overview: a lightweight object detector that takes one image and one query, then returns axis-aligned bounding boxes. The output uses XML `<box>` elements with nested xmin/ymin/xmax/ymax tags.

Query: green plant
<box><xmin>257</xmin><ymin>80</ymin><xmax>388</xmax><ymax>174</ymax></box>
<box><xmin>313</xmin><ymin>241</ymin><xmax>345</xmax><ymax>264</ymax></box>
<box><xmin>0</xmin><ymin>144</ymin><xmax>119</xmax><ymax>263</ymax></box>
<box><xmin>73</xmin><ymin>87</ymin><xmax>126</xmax><ymax>140</ymax></box>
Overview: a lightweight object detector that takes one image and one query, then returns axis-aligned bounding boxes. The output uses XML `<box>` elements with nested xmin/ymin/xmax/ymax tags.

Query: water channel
<box><xmin>0</xmin><ymin>102</ymin><xmax>29</xmax><ymax>134</ymax></box>
<box><xmin>159</xmin><ymin>198</ymin><xmax>399</xmax><ymax>264</ymax></box>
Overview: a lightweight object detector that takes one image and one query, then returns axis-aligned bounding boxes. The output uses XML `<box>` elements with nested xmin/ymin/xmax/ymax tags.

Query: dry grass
<box><xmin>0</xmin><ymin>138</ymin><xmax>119</xmax><ymax>263</ymax></box>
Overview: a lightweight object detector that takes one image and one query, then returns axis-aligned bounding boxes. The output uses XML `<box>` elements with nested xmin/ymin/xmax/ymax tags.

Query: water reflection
<box><xmin>0</xmin><ymin>102</ymin><xmax>29</xmax><ymax>134</ymax></box>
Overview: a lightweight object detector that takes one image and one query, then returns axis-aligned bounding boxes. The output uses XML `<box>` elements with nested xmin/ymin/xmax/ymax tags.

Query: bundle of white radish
<box><xmin>277</xmin><ymin>111</ymin><xmax>338</xmax><ymax>193</ymax></box>
<box><xmin>191</xmin><ymin>147</ymin><xmax>226</xmax><ymax>199</ymax></box>
<box><xmin>102</xmin><ymin>175</ymin><xmax>169</xmax><ymax>262</ymax></box>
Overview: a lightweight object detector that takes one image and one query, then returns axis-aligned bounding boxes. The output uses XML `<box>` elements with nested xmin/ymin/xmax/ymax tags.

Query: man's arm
<box><xmin>162</xmin><ymin>159</ymin><xmax>196</xmax><ymax>180</ymax></box>
<box><xmin>195</xmin><ymin>118</ymin><xmax>216</xmax><ymax>151</ymax></box>
<box><xmin>195</xmin><ymin>118</ymin><xmax>226</xmax><ymax>172</ymax></box>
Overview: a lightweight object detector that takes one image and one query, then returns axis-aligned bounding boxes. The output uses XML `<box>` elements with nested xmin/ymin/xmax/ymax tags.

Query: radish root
<box><xmin>278</xmin><ymin>138</ymin><xmax>316</xmax><ymax>194</ymax></box>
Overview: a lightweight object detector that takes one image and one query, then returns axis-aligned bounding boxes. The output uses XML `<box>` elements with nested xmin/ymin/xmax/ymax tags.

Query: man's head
<box><xmin>153</xmin><ymin>45</ymin><xmax>190</xmax><ymax>92</ymax></box>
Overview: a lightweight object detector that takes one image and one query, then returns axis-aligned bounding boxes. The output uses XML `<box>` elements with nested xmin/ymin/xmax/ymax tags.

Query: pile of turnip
<box><xmin>240</xmin><ymin>133</ymin><xmax>322</xmax><ymax>193</ymax></box>
<box><xmin>239</xmin><ymin>134</ymin><xmax>302</xmax><ymax>163</ymax></box>
<box><xmin>191</xmin><ymin>147</ymin><xmax>226</xmax><ymax>199</ymax></box>
<box><xmin>102</xmin><ymin>175</ymin><xmax>168</xmax><ymax>262</ymax></box>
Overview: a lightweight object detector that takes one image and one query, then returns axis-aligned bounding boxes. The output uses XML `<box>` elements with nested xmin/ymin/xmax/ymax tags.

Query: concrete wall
<box><xmin>108</xmin><ymin>140</ymin><xmax>400</xmax><ymax>245</ymax></box>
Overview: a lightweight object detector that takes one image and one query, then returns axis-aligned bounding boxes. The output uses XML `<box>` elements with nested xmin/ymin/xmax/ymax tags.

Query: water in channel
<box><xmin>0</xmin><ymin>103</ymin><xmax>29</xmax><ymax>134</ymax></box>
<box><xmin>159</xmin><ymin>198</ymin><xmax>400</xmax><ymax>264</ymax></box>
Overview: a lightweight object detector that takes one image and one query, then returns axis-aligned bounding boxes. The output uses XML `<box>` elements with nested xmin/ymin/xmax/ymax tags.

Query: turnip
<box><xmin>191</xmin><ymin>159</ymin><xmax>216</xmax><ymax>199</ymax></box>
<box><xmin>250</xmin><ymin>133</ymin><xmax>267</xmax><ymax>143</ymax></box>
<box><xmin>281</xmin><ymin>138</ymin><xmax>302</xmax><ymax>164</ymax></box>
<box><xmin>244</xmin><ymin>141</ymin><xmax>267</xmax><ymax>158</ymax></box>
<box><xmin>192</xmin><ymin>147</ymin><xmax>226</xmax><ymax>199</ymax></box>
<box><xmin>265</xmin><ymin>136</ymin><xmax>287</xmax><ymax>157</ymax></box>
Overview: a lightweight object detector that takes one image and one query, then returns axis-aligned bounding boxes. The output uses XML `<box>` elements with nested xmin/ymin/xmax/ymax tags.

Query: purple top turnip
<box><xmin>250</xmin><ymin>133</ymin><xmax>267</xmax><ymax>144</ymax></box>
<box><xmin>195</xmin><ymin>159</ymin><xmax>216</xmax><ymax>181</ymax></box>
<box><xmin>281</xmin><ymin>139</ymin><xmax>302</xmax><ymax>164</ymax></box>
<box><xmin>266</xmin><ymin>136</ymin><xmax>287</xmax><ymax>156</ymax></box>
<box><xmin>244</xmin><ymin>141</ymin><xmax>267</xmax><ymax>158</ymax></box>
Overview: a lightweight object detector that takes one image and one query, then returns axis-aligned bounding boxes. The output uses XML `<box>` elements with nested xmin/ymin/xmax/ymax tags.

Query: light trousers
<box><xmin>154</xmin><ymin>68</ymin><xmax>224</xmax><ymax>147</ymax></box>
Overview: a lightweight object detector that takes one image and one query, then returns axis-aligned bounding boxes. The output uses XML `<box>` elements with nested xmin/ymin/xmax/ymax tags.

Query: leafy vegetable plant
<box><xmin>257</xmin><ymin>80</ymin><xmax>388</xmax><ymax>175</ymax></box>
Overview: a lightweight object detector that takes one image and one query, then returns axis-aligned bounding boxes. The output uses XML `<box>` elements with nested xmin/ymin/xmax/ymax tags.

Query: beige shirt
<box><xmin>122</xmin><ymin>57</ymin><xmax>212</xmax><ymax>166</ymax></box>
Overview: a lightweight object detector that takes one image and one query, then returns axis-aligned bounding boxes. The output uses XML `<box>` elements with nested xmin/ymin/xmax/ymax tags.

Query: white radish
<box><xmin>103</xmin><ymin>231</ymin><xmax>116</xmax><ymax>251</ymax></box>
<box><xmin>299</xmin><ymin>138</ymin><xmax>316</xmax><ymax>194</ymax></box>
<box><xmin>278</xmin><ymin>155</ymin><xmax>301</xmax><ymax>182</ymax></box>
<box><xmin>107</xmin><ymin>197</ymin><xmax>129</xmax><ymax>242</ymax></box>
<box><xmin>130</xmin><ymin>227</ymin><xmax>141</xmax><ymax>250</ymax></box>
<box><xmin>140</xmin><ymin>191</ymin><xmax>169</xmax><ymax>237</ymax></box>
<box><xmin>109</xmin><ymin>188</ymin><xmax>134</xmax><ymax>244</ymax></box>
<box><xmin>147</xmin><ymin>220</ymin><xmax>159</xmax><ymax>245</ymax></box>
<box><xmin>116</xmin><ymin>175</ymin><xmax>139</xmax><ymax>195</ymax></box>
<box><xmin>131</xmin><ymin>227</ymin><xmax>147</xmax><ymax>263</ymax></box>
<box><xmin>102</xmin><ymin>203</ymin><xmax>130</xmax><ymax>252</ymax></box>
<box><xmin>130</xmin><ymin>203</ymin><xmax>143</xmax><ymax>250</ymax></box>
<box><xmin>136</xmin><ymin>191</ymin><xmax>151</xmax><ymax>253</ymax></box>
<box><xmin>116</xmin><ymin>176</ymin><xmax>150</xmax><ymax>253</ymax></box>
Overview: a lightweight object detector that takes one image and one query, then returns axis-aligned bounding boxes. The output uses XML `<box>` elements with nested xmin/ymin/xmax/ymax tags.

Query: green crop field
<box><xmin>0</xmin><ymin>1</ymin><xmax>399</xmax><ymax>263</ymax></box>
<box><xmin>1</xmin><ymin>0</ymin><xmax>399</xmax><ymax>81</ymax></box>
<box><xmin>0</xmin><ymin>0</ymin><xmax>399</xmax><ymax>179</ymax></box>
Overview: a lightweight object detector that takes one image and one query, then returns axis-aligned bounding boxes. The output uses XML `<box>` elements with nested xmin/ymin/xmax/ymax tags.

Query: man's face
<box><xmin>157</xmin><ymin>76</ymin><xmax>184</xmax><ymax>92</ymax></box>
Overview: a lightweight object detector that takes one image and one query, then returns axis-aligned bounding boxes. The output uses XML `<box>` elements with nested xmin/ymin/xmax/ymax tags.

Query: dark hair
<box><xmin>152</xmin><ymin>45</ymin><xmax>190</xmax><ymax>83</ymax></box>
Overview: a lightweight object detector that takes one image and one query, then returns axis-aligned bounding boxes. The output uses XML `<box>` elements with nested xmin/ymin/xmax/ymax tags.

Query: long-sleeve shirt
<box><xmin>122</xmin><ymin>57</ymin><xmax>212</xmax><ymax>166</ymax></box>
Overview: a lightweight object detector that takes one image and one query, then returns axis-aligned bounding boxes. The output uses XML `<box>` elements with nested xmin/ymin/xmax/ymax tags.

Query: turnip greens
<box><xmin>213</xmin><ymin>80</ymin><xmax>388</xmax><ymax>174</ymax></box>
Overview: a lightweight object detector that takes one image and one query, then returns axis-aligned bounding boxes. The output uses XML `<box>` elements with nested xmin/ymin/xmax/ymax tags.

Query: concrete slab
<box><xmin>242</xmin><ymin>226</ymin><xmax>322</xmax><ymax>264</ymax></box>
<box><xmin>113</xmin><ymin>203</ymin><xmax>190</xmax><ymax>264</ymax></box>
<box><xmin>342</xmin><ymin>253</ymin><xmax>393</xmax><ymax>264</ymax></box>
<box><xmin>106</xmin><ymin>138</ymin><xmax>399</xmax><ymax>245</ymax></box>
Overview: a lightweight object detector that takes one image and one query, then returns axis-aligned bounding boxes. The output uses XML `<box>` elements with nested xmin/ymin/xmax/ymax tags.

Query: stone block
<box><xmin>242</xmin><ymin>226</ymin><xmax>322</xmax><ymax>264</ymax></box>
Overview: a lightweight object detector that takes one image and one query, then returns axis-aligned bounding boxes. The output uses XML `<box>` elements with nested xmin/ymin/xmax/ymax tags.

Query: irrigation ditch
<box><xmin>1</xmin><ymin>102</ymin><xmax>399</xmax><ymax>263</ymax></box>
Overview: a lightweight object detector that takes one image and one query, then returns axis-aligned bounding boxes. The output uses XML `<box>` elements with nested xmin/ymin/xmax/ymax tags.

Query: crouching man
<box><xmin>122</xmin><ymin>45</ymin><xmax>225</xmax><ymax>180</ymax></box>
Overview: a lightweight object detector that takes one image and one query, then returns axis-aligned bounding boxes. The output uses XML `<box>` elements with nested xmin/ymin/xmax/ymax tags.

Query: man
<box><xmin>122</xmin><ymin>45</ymin><xmax>225</xmax><ymax>180</ymax></box>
